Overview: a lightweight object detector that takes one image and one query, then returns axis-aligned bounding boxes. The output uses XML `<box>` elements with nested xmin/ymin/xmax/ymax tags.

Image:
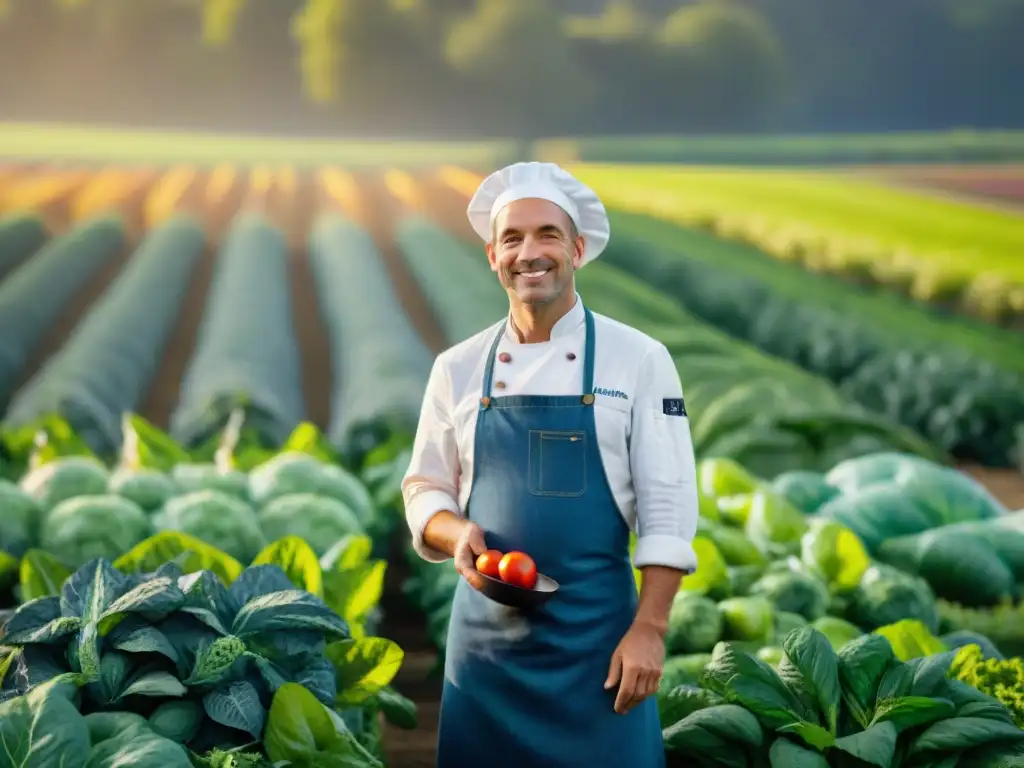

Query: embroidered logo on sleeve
<box><xmin>663</xmin><ymin>398</ymin><xmax>687</xmax><ymax>416</ymax></box>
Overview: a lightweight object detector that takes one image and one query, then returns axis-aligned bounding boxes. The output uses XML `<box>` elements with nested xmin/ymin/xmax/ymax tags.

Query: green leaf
<box><xmin>231</xmin><ymin>590</ymin><xmax>349</xmax><ymax>638</ymax></box>
<box><xmin>98</xmin><ymin>576</ymin><xmax>186</xmax><ymax>634</ymax></box>
<box><xmin>114</xmin><ymin>531</ymin><xmax>242</xmax><ymax>586</ymax></box>
<box><xmin>777</xmin><ymin>721</ymin><xmax>834</xmax><ymax>751</ymax></box>
<box><xmin>679</xmin><ymin>536</ymin><xmax>730</xmax><ymax>596</ymax></box>
<box><xmin>147</xmin><ymin>700</ymin><xmax>203</xmax><ymax>744</ymax></box>
<box><xmin>870</xmin><ymin>696</ymin><xmax>956</xmax><ymax>732</ymax></box>
<box><xmin>0</xmin><ymin>550</ymin><xmax>18</xmax><ymax>591</ymax></box>
<box><xmin>252</xmin><ymin>536</ymin><xmax>324</xmax><ymax>597</ymax></box>
<box><xmin>282</xmin><ymin>422</ymin><xmax>338</xmax><ymax>464</ymax></box>
<box><xmin>323</xmin><ymin>560</ymin><xmax>386</xmax><ymax>628</ymax></box>
<box><xmin>662</xmin><ymin>704</ymin><xmax>764</xmax><ymax>758</ymax></box>
<box><xmin>909</xmin><ymin>648</ymin><xmax>961</xmax><ymax>698</ymax></box>
<box><xmin>91</xmin><ymin>651</ymin><xmax>131</xmax><ymax>704</ymax></box>
<box><xmin>873</xmin><ymin>619</ymin><xmax>946</xmax><ymax>662</ymax></box>
<box><xmin>111</xmin><ymin>624</ymin><xmax>180</xmax><ymax>664</ymax></box>
<box><xmin>1</xmin><ymin>597</ymin><xmax>80</xmax><ymax>645</ymax></box>
<box><xmin>85</xmin><ymin>718</ymin><xmax>193</xmax><ymax>767</ymax></box>
<box><xmin>25</xmin><ymin>415</ymin><xmax>96</xmax><ymax>469</ymax></box>
<box><xmin>908</xmin><ymin>716</ymin><xmax>1024</xmax><ymax>757</ymax></box>
<box><xmin>74</xmin><ymin>621</ymin><xmax>102</xmax><ymax>680</ymax></box>
<box><xmin>119</xmin><ymin>670</ymin><xmax>188</xmax><ymax>699</ymax></box>
<box><xmin>875</xmin><ymin>662</ymin><xmax>916</xmax><ymax>702</ymax></box>
<box><xmin>328</xmin><ymin>637</ymin><xmax>405</xmax><ymax>705</ymax></box>
<box><xmin>85</xmin><ymin>711</ymin><xmax>149</xmax><ymax>743</ymax></box>
<box><xmin>833</xmin><ymin>721</ymin><xmax>898</xmax><ymax>767</ymax></box>
<box><xmin>780</xmin><ymin>627</ymin><xmax>841</xmax><ymax>734</ymax></box>
<box><xmin>799</xmin><ymin>518</ymin><xmax>870</xmax><ymax>592</ymax></box>
<box><xmin>836</xmin><ymin>633</ymin><xmax>896</xmax><ymax>728</ymax></box>
<box><xmin>61</xmin><ymin>558</ymin><xmax>133</xmax><ymax>622</ymax></box>
<box><xmin>185</xmin><ymin>635</ymin><xmax>247</xmax><ymax>685</ymax></box>
<box><xmin>768</xmin><ymin>737</ymin><xmax>829</xmax><ymax>768</ymax></box>
<box><xmin>203</xmin><ymin>680</ymin><xmax>265</xmax><ymax>739</ymax></box>
<box><xmin>265</xmin><ymin>682</ymin><xmax>340</xmax><ymax>760</ymax></box>
<box><xmin>375</xmin><ymin>686</ymin><xmax>418</xmax><ymax>730</ymax></box>
<box><xmin>700</xmin><ymin>641</ymin><xmax>805</xmax><ymax>730</ymax></box>
<box><xmin>120</xmin><ymin>413</ymin><xmax>191</xmax><ymax>471</ymax></box>
<box><xmin>0</xmin><ymin>673</ymin><xmax>91</xmax><ymax>768</ymax></box>
<box><xmin>18</xmin><ymin>549</ymin><xmax>71</xmax><ymax>601</ymax></box>
<box><xmin>320</xmin><ymin>535</ymin><xmax>373</xmax><ymax>572</ymax></box>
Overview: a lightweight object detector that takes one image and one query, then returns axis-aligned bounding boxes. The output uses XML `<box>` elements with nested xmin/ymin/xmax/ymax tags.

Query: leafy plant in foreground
<box><xmin>0</xmin><ymin>557</ymin><xmax>357</xmax><ymax>753</ymax></box>
<box><xmin>663</xmin><ymin>626</ymin><xmax>1024</xmax><ymax>766</ymax></box>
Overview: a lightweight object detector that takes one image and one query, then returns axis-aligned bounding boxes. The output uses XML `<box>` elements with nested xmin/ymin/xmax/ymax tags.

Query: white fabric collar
<box><xmin>503</xmin><ymin>293</ymin><xmax>584</xmax><ymax>343</ymax></box>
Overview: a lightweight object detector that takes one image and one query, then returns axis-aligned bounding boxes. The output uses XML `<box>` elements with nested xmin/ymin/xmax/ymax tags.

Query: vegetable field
<box><xmin>1</xmin><ymin>151</ymin><xmax>1024</xmax><ymax>767</ymax></box>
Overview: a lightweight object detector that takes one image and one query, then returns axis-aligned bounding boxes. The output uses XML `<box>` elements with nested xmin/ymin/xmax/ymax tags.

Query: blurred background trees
<box><xmin>0</xmin><ymin>0</ymin><xmax>1021</xmax><ymax>137</ymax></box>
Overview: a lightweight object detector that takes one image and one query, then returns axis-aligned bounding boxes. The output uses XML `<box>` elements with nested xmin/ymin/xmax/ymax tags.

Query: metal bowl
<box><xmin>473</xmin><ymin>570</ymin><xmax>559</xmax><ymax>608</ymax></box>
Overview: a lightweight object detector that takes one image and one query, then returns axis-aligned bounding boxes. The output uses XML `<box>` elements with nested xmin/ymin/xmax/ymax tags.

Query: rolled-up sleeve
<box><xmin>402</xmin><ymin>356</ymin><xmax>462</xmax><ymax>562</ymax></box>
<box><xmin>629</xmin><ymin>342</ymin><xmax>699</xmax><ymax>572</ymax></box>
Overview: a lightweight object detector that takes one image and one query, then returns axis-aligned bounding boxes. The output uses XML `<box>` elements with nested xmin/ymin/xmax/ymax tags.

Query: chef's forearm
<box><xmin>633</xmin><ymin>565</ymin><xmax>683</xmax><ymax>636</ymax></box>
<box><xmin>422</xmin><ymin>510</ymin><xmax>472</xmax><ymax>559</ymax></box>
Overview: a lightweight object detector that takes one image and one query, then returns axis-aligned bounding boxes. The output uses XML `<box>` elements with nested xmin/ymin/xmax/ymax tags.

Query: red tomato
<box><xmin>476</xmin><ymin>550</ymin><xmax>503</xmax><ymax>579</ymax></box>
<box><xmin>498</xmin><ymin>551</ymin><xmax>538</xmax><ymax>589</ymax></box>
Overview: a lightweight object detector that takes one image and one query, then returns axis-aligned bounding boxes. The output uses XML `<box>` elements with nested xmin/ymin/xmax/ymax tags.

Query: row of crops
<box><xmin>1</xmin><ymin>162</ymin><xmax>1023</xmax><ymax>766</ymax></box>
<box><xmin>570</xmin><ymin>165</ymin><xmax>1024</xmax><ymax>330</ymax></box>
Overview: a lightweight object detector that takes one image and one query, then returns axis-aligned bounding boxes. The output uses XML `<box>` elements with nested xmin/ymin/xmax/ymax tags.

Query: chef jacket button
<box><xmin>495</xmin><ymin>381</ymin><xmax>507</xmax><ymax>390</ymax></box>
<box><xmin>566</xmin><ymin>352</ymin><xmax>576</xmax><ymax>360</ymax></box>
<box><xmin>498</xmin><ymin>352</ymin><xmax>512</xmax><ymax>363</ymax></box>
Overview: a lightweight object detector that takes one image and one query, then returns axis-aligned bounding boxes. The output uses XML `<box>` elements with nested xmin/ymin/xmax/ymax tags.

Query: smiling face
<box><xmin>487</xmin><ymin>198</ymin><xmax>585</xmax><ymax>307</ymax></box>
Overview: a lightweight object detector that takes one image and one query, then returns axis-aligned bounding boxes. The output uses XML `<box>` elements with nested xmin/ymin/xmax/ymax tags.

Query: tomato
<box><xmin>476</xmin><ymin>550</ymin><xmax>503</xmax><ymax>579</ymax></box>
<box><xmin>498</xmin><ymin>551</ymin><xmax>538</xmax><ymax>590</ymax></box>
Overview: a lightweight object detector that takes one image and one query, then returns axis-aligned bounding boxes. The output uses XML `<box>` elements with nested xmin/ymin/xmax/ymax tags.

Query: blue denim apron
<box><xmin>436</xmin><ymin>307</ymin><xmax>665</xmax><ymax>768</ymax></box>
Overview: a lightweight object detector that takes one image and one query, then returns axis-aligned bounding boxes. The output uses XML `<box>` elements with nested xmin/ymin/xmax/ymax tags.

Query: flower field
<box><xmin>1</xmin><ymin>150</ymin><xmax>1023</xmax><ymax>766</ymax></box>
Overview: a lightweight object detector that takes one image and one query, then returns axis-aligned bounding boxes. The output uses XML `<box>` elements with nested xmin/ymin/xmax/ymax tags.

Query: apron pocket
<box><xmin>528</xmin><ymin>430</ymin><xmax>587</xmax><ymax>497</ymax></box>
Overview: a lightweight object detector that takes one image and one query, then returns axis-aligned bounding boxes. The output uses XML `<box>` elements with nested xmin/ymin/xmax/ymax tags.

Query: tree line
<box><xmin>0</xmin><ymin>0</ymin><xmax>1021</xmax><ymax>137</ymax></box>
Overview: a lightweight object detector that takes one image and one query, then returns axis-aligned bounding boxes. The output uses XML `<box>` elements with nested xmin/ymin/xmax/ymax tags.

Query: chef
<box><xmin>402</xmin><ymin>161</ymin><xmax>699</xmax><ymax>767</ymax></box>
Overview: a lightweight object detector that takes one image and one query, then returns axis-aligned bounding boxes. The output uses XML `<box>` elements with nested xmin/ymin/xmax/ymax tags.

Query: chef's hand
<box><xmin>604</xmin><ymin>620</ymin><xmax>665</xmax><ymax>714</ymax></box>
<box><xmin>454</xmin><ymin>521</ymin><xmax>487</xmax><ymax>590</ymax></box>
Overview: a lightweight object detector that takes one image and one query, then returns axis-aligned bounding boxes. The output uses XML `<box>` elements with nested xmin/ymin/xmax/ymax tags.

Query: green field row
<box><xmin>4</xmin><ymin>122</ymin><xmax>1024</xmax><ymax>167</ymax></box>
<box><xmin>540</xmin><ymin>130</ymin><xmax>1024</xmax><ymax>164</ymax></box>
<box><xmin>571</xmin><ymin>164</ymin><xmax>1024</xmax><ymax>327</ymax></box>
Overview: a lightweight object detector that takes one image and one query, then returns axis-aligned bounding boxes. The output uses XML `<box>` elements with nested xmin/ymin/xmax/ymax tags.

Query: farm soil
<box><xmin>356</xmin><ymin>170</ymin><xmax>449</xmax><ymax>354</ymax></box>
<box><xmin>137</xmin><ymin>170</ymin><xmax>225</xmax><ymax>428</ymax></box>
<box><xmin>277</xmin><ymin>171</ymin><xmax>334</xmax><ymax>429</ymax></box>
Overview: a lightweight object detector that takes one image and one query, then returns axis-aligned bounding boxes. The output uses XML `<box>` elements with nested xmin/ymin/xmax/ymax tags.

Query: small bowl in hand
<box><xmin>473</xmin><ymin>570</ymin><xmax>559</xmax><ymax>608</ymax></box>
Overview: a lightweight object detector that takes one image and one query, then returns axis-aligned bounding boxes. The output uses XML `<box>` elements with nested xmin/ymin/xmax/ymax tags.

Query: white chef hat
<box><xmin>467</xmin><ymin>161</ymin><xmax>610</xmax><ymax>266</ymax></box>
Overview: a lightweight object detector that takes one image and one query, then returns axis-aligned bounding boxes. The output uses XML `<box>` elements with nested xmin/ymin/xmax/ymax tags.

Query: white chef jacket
<box><xmin>402</xmin><ymin>294</ymin><xmax>699</xmax><ymax>572</ymax></box>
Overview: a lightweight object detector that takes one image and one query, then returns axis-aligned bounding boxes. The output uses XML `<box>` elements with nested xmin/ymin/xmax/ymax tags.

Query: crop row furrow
<box><xmin>0</xmin><ymin>215</ymin><xmax>125</xmax><ymax>411</ymax></box>
<box><xmin>308</xmin><ymin>213</ymin><xmax>433</xmax><ymax>454</ymax></box>
<box><xmin>2</xmin><ymin>215</ymin><xmax>206</xmax><ymax>453</ymax></box>
<box><xmin>169</xmin><ymin>212</ymin><xmax>305</xmax><ymax>447</ymax></box>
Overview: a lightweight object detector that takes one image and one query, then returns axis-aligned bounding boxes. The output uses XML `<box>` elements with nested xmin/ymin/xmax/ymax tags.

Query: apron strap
<box><xmin>480</xmin><ymin>320</ymin><xmax>505</xmax><ymax>407</ymax></box>
<box><xmin>479</xmin><ymin>305</ymin><xmax>596</xmax><ymax>408</ymax></box>
<box><xmin>582</xmin><ymin>307</ymin><xmax>595</xmax><ymax>398</ymax></box>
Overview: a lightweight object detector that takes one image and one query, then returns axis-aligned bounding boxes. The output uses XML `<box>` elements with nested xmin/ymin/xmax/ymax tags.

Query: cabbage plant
<box><xmin>663</xmin><ymin>627</ymin><xmax>1024</xmax><ymax>766</ymax></box>
<box><xmin>0</xmin><ymin>558</ymin><xmax>354</xmax><ymax>753</ymax></box>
